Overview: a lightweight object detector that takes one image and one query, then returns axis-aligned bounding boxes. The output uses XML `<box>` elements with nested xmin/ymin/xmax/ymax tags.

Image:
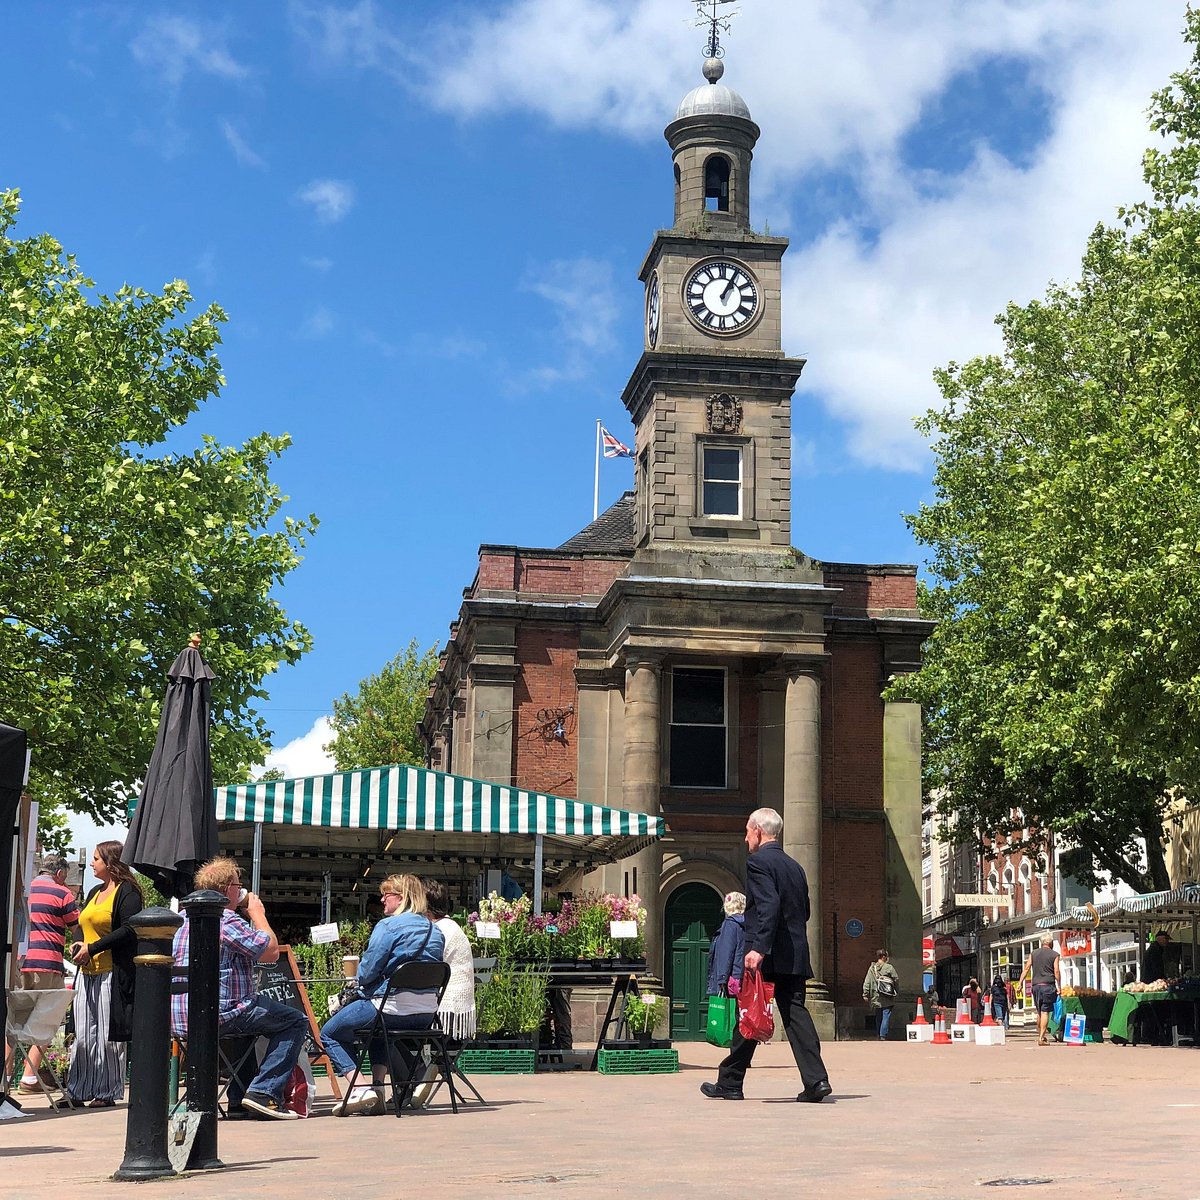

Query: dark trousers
<box><xmin>716</xmin><ymin>975</ymin><xmax>828</xmax><ymax>1093</ymax></box>
<box><xmin>542</xmin><ymin>987</ymin><xmax>573</xmax><ymax>1050</ymax></box>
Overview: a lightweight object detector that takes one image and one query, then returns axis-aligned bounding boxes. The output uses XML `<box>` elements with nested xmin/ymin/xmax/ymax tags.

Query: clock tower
<box><xmin>623</xmin><ymin>54</ymin><xmax>807</xmax><ymax>571</ymax></box>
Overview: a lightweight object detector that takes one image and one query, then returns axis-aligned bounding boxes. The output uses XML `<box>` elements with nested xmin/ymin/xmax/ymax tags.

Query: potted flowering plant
<box><xmin>624</xmin><ymin>992</ymin><xmax>669</xmax><ymax>1047</ymax></box>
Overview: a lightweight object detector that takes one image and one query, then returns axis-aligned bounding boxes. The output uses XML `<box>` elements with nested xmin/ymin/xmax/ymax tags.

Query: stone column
<box><xmin>781</xmin><ymin>658</ymin><xmax>833</xmax><ymax>1033</ymax></box>
<box><xmin>757</xmin><ymin>667</ymin><xmax>786</xmax><ymax>805</ymax></box>
<box><xmin>623</xmin><ymin>650</ymin><xmax>663</xmax><ymax>975</ymax></box>
<box><xmin>883</xmin><ymin>696</ymin><xmax>923</xmax><ymax>1016</ymax></box>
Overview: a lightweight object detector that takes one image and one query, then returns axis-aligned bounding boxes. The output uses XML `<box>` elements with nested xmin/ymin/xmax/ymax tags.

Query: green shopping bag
<box><xmin>706</xmin><ymin>993</ymin><xmax>738</xmax><ymax>1047</ymax></box>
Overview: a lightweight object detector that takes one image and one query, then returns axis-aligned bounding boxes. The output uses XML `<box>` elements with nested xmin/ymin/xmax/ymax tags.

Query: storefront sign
<box><xmin>1059</xmin><ymin>929</ymin><xmax>1093</xmax><ymax>957</ymax></box>
<box><xmin>922</xmin><ymin>935</ymin><xmax>936</xmax><ymax>965</ymax></box>
<box><xmin>955</xmin><ymin>892</ymin><xmax>1012</xmax><ymax>907</ymax></box>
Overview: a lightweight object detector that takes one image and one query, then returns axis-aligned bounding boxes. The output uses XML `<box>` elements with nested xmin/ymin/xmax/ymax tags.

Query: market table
<box><xmin>1048</xmin><ymin>993</ymin><xmax>1115</xmax><ymax>1042</ymax></box>
<box><xmin>1107</xmin><ymin>990</ymin><xmax>1181</xmax><ymax>1044</ymax></box>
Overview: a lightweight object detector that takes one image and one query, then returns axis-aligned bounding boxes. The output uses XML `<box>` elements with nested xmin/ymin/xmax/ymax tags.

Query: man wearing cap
<box><xmin>1143</xmin><ymin>929</ymin><xmax>1172</xmax><ymax>985</ymax></box>
<box><xmin>13</xmin><ymin>854</ymin><xmax>80</xmax><ymax>1091</ymax></box>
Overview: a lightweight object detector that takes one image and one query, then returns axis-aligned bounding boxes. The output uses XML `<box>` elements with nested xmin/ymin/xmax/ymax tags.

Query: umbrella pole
<box><xmin>533</xmin><ymin>834</ymin><xmax>544</xmax><ymax>916</ymax></box>
<box><xmin>251</xmin><ymin>822</ymin><xmax>263</xmax><ymax>895</ymax></box>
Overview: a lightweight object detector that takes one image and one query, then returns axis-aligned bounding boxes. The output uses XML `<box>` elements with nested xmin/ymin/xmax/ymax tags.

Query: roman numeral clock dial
<box><xmin>684</xmin><ymin>259</ymin><xmax>759</xmax><ymax>334</ymax></box>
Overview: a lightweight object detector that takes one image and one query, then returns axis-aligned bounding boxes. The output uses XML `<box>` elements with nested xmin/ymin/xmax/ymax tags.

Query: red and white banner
<box><xmin>923</xmin><ymin>935</ymin><xmax>936</xmax><ymax>965</ymax></box>
<box><xmin>1059</xmin><ymin>929</ymin><xmax>1093</xmax><ymax>957</ymax></box>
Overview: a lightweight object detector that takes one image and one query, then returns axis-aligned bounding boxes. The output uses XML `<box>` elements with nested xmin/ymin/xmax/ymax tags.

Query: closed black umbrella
<box><xmin>126</xmin><ymin>637</ymin><xmax>219</xmax><ymax>898</ymax></box>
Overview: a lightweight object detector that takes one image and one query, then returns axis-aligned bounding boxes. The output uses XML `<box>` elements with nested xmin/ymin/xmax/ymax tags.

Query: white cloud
<box><xmin>297</xmin><ymin>178</ymin><xmax>356</xmax><ymax>223</ymax></box>
<box><xmin>130</xmin><ymin>15</ymin><xmax>251</xmax><ymax>87</ymax></box>
<box><xmin>396</xmin><ymin>0</ymin><xmax>1189</xmax><ymax>466</ymax></box>
<box><xmin>288</xmin><ymin>0</ymin><xmax>410</xmax><ymax>77</ymax></box>
<box><xmin>300</xmin><ymin>306</ymin><xmax>336</xmax><ymax>338</ymax></box>
<box><xmin>260</xmin><ymin>717</ymin><xmax>337</xmax><ymax>778</ymax></box>
<box><xmin>221</xmin><ymin>119</ymin><xmax>267</xmax><ymax>169</ymax></box>
<box><xmin>303</xmin><ymin>255</ymin><xmax>334</xmax><ymax>271</ymax></box>
<box><xmin>510</xmin><ymin>256</ymin><xmax>619</xmax><ymax>390</ymax></box>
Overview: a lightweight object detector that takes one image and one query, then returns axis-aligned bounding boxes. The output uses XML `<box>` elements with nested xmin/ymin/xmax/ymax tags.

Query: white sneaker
<box><xmin>333</xmin><ymin>1086</ymin><xmax>380</xmax><ymax>1117</ymax></box>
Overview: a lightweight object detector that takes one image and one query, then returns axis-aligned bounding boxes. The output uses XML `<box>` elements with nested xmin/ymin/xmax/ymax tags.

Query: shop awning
<box><xmin>216</xmin><ymin>763</ymin><xmax>661</xmax><ymax>847</ymax></box>
<box><xmin>1117</xmin><ymin>884</ymin><xmax>1200</xmax><ymax>916</ymax></box>
<box><xmin>211</xmin><ymin>763</ymin><xmax>666</xmax><ymax>916</ymax></box>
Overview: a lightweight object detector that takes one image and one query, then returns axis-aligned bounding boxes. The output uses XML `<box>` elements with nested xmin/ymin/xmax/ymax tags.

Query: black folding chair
<box><xmin>344</xmin><ymin>961</ymin><xmax>473</xmax><ymax>1117</ymax></box>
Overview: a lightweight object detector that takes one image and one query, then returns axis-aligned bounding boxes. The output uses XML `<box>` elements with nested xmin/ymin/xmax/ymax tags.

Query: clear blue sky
<box><xmin>3</xmin><ymin>1</ymin><xmax>1190</xmax><ymax>790</ymax></box>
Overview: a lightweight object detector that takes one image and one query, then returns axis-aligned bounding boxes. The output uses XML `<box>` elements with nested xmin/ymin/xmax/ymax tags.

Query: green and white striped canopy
<box><xmin>214</xmin><ymin>763</ymin><xmax>663</xmax><ymax>842</ymax></box>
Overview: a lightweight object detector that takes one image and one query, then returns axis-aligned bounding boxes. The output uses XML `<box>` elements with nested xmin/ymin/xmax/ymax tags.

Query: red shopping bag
<box><xmin>737</xmin><ymin>968</ymin><xmax>776</xmax><ymax>1042</ymax></box>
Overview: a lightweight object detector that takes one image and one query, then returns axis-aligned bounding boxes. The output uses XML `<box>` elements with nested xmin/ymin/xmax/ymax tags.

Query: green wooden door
<box><xmin>665</xmin><ymin>883</ymin><xmax>724</xmax><ymax>1041</ymax></box>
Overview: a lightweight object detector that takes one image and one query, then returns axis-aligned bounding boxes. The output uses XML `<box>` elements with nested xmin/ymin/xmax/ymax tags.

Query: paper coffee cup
<box><xmin>342</xmin><ymin>955</ymin><xmax>360</xmax><ymax>978</ymax></box>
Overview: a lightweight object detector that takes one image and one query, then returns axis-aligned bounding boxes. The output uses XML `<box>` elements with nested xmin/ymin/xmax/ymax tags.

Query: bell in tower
<box><xmin>668</xmin><ymin>56</ymin><xmax>760</xmax><ymax>234</ymax></box>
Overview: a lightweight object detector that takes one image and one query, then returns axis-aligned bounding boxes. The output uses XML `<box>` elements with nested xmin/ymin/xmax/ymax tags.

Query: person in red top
<box><xmin>14</xmin><ymin>854</ymin><xmax>80</xmax><ymax>1092</ymax></box>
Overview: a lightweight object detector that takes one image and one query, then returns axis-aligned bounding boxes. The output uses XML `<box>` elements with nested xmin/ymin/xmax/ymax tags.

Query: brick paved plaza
<box><xmin>4</xmin><ymin>1039</ymin><xmax>1197</xmax><ymax>1199</ymax></box>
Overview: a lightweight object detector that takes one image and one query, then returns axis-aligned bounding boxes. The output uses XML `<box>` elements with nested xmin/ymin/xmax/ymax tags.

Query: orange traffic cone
<box><xmin>980</xmin><ymin>996</ymin><xmax>998</xmax><ymax>1027</ymax></box>
<box><xmin>912</xmin><ymin>997</ymin><xmax>929</xmax><ymax>1025</ymax></box>
<box><xmin>954</xmin><ymin>999</ymin><xmax>974</xmax><ymax>1027</ymax></box>
<box><xmin>931</xmin><ymin>1010</ymin><xmax>951</xmax><ymax>1044</ymax></box>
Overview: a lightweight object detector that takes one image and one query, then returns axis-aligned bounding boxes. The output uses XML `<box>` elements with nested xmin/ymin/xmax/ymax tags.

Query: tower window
<box><xmin>701</xmin><ymin>443</ymin><xmax>741</xmax><ymax>516</ymax></box>
<box><xmin>704</xmin><ymin>155</ymin><xmax>731</xmax><ymax>213</ymax></box>
<box><xmin>669</xmin><ymin>667</ymin><xmax>727</xmax><ymax>788</ymax></box>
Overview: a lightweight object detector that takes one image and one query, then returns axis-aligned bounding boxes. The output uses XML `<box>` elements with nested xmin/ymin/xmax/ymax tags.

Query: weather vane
<box><xmin>693</xmin><ymin>0</ymin><xmax>740</xmax><ymax>61</ymax></box>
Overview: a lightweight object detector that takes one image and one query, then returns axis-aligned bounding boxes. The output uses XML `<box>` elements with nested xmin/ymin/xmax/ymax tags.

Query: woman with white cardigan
<box><xmin>422</xmin><ymin>880</ymin><xmax>477</xmax><ymax>1042</ymax></box>
<box><xmin>406</xmin><ymin>880</ymin><xmax>477</xmax><ymax>1109</ymax></box>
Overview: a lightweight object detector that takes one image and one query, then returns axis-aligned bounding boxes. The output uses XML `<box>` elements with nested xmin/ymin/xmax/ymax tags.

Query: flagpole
<box><xmin>593</xmin><ymin>419</ymin><xmax>601</xmax><ymax>520</ymax></box>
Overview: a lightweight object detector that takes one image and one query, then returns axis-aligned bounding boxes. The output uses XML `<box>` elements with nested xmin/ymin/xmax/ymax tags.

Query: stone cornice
<box><xmin>621</xmin><ymin>350</ymin><xmax>806</xmax><ymax>424</ymax></box>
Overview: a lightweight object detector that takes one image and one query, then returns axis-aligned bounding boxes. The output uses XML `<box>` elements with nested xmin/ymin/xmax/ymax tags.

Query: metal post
<box><xmin>251</xmin><ymin>821</ymin><xmax>264</xmax><ymax>894</ymax></box>
<box><xmin>180</xmin><ymin>889</ymin><xmax>227</xmax><ymax>1172</ymax></box>
<box><xmin>533</xmin><ymin>834</ymin><xmax>544</xmax><ymax>916</ymax></box>
<box><xmin>114</xmin><ymin>906</ymin><xmax>184</xmax><ymax>1182</ymax></box>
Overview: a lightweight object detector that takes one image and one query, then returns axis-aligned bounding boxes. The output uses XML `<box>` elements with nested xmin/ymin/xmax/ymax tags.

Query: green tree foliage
<box><xmin>891</xmin><ymin>16</ymin><xmax>1200</xmax><ymax>892</ymax></box>
<box><xmin>0</xmin><ymin>190</ymin><xmax>316</xmax><ymax>826</ymax></box>
<box><xmin>325</xmin><ymin>640</ymin><xmax>440</xmax><ymax>770</ymax></box>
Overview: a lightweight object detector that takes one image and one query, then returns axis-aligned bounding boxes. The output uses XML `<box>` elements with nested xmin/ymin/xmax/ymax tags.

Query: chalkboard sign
<box><xmin>253</xmin><ymin>946</ymin><xmax>341</xmax><ymax>1100</ymax></box>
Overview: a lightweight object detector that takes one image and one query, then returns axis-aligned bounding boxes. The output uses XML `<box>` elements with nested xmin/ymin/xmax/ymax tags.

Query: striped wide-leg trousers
<box><xmin>67</xmin><ymin>972</ymin><xmax>126</xmax><ymax>1102</ymax></box>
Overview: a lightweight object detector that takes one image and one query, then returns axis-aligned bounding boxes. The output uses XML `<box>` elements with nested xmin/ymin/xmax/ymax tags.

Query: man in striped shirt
<box><xmin>14</xmin><ymin>855</ymin><xmax>80</xmax><ymax>1091</ymax></box>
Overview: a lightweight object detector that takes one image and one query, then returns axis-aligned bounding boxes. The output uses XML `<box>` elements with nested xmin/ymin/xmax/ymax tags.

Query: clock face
<box><xmin>646</xmin><ymin>272</ymin><xmax>661</xmax><ymax>348</ymax></box>
<box><xmin>684</xmin><ymin>260</ymin><xmax>759</xmax><ymax>333</ymax></box>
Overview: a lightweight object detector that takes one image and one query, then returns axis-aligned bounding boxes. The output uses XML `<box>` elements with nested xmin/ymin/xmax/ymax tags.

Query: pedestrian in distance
<box><xmin>1143</xmin><ymin>929</ymin><xmax>1172</xmax><ymax>985</ymax></box>
<box><xmin>706</xmin><ymin>891</ymin><xmax>747</xmax><ymax>999</ymax></box>
<box><xmin>1017</xmin><ymin>933</ymin><xmax>1061</xmax><ymax>1046</ymax></box>
<box><xmin>11</xmin><ymin>852</ymin><xmax>79</xmax><ymax>1093</ymax></box>
<box><xmin>962</xmin><ymin>977</ymin><xmax>983</xmax><ymax>1023</ymax></box>
<box><xmin>700</xmin><ymin>807</ymin><xmax>832</xmax><ymax>1103</ymax></box>
<box><xmin>989</xmin><ymin>972</ymin><xmax>1009</xmax><ymax>1027</ymax></box>
<box><xmin>863</xmin><ymin>948</ymin><xmax>899</xmax><ymax>1040</ymax></box>
<box><xmin>171</xmin><ymin>855</ymin><xmax>309</xmax><ymax>1120</ymax></box>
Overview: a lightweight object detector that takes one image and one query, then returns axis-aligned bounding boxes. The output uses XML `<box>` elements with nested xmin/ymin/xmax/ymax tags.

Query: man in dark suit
<box><xmin>701</xmin><ymin>807</ymin><xmax>832</xmax><ymax>1102</ymax></box>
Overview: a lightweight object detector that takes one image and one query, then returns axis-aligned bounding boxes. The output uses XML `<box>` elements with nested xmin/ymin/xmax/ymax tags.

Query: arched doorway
<box><xmin>664</xmin><ymin>882</ymin><xmax>723</xmax><ymax>1040</ymax></box>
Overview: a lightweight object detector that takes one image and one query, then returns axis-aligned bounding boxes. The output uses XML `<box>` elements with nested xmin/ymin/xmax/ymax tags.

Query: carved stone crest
<box><xmin>706</xmin><ymin>393</ymin><xmax>742</xmax><ymax>434</ymax></box>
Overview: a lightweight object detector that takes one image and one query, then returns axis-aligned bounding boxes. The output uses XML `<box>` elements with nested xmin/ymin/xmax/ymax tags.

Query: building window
<box><xmin>704</xmin><ymin>154</ymin><xmax>730</xmax><ymax>212</ymax></box>
<box><xmin>701</xmin><ymin>443</ymin><xmax>741</xmax><ymax>517</ymax></box>
<box><xmin>669</xmin><ymin>666</ymin><xmax>726</xmax><ymax>788</ymax></box>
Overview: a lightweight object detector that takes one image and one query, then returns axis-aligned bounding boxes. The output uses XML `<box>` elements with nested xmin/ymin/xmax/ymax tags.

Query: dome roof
<box><xmin>674</xmin><ymin>82</ymin><xmax>752</xmax><ymax>122</ymax></box>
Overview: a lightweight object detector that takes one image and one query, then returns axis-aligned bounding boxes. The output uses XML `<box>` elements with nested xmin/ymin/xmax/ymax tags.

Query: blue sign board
<box><xmin>845</xmin><ymin>918</ymin><xmax>864</xmax><ymax>938</ymax></box>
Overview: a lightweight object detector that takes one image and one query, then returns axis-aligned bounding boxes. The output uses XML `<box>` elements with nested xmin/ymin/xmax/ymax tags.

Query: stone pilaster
<box><xmin>883</xmin><ymin>696</ymin><xmax>923</xmax><ymax>1015</ymax></box>
<box><xmin>781</xmin><ymin>657</ymin><xmax>834</xmax><ymax>1036</ymax></box>
<box><xmin>623</xmin><ymin>650</ymin><xmax>664</xmax><ymax>975</ymax></box>
<box><xmin>757</xmin><ymin>667</ymin><xmax>785</xmax><ymax>805</ymax></box>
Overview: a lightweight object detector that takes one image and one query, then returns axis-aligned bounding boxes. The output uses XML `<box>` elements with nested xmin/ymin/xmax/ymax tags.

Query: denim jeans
<box><xmin>320</xmin><ymin>999</ymin><xmax>435</xmax><ymax>1081</ymax></box>
<box><xmin>219</xmin><ymin>996</ymin><xmax>309</xmax><ymax>1103</ymax></box>
<box><xmin>877</xmin><ymin>1005</ymin><xmax>893</xmax><ymax>1040</ymax></box>
<box><xmin>992</xmin><ymin>999</ymin><xmax>1008</xmax><ymax>1027</ymax></box>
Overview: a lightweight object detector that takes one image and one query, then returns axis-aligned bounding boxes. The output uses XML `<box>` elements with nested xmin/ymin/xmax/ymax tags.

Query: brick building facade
<box><xmin>421</xmin><ymin>59</ymin><xmax>931</xmax><ymax>1037</ymax></box>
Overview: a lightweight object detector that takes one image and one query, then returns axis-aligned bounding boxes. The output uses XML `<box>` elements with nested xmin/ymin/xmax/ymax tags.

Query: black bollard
<box><xmin>114</xmin><ymin>906</ymin><xmax>184</xmax><ymax>1182</ymax></box>
<box><xmin>180</xmin><ymin>889</ymin><xmax>228</xmax><ymax>1171</ymax></box>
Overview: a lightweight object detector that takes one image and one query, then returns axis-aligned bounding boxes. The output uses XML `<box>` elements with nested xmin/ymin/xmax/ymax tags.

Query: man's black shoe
<box><xmin>700</xmin><ymin>1081</ymin><xmax>744</xmax><ymax>1101</ymax></box>
<box><xmin>797</xmin><ymin>1080</ymin><xmax>833</xmax><ymax>1103</ymax></box>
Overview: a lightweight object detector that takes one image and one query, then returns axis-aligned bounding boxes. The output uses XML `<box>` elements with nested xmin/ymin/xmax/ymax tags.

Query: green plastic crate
<box><xmin>597</xmin><ymin>1049</ymin><xmax>679</xmax><ymax>1075</ymax></box>
<box><xmin>458</xmin><ymin>1049</ymin><xmax>536</xmax><ymax>1075</ymax></box>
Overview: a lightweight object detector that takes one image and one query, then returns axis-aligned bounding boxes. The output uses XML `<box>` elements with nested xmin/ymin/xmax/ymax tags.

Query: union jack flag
<box><xmin>601</xmin><ymin>426</ymin><xmax>633</xmax><ymax>458</ymax></box>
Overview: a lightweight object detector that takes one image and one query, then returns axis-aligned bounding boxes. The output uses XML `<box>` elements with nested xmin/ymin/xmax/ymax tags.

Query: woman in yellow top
<box><xmin>60</xmin><ymin>842</ymin><xmax>143</xmax><ymax>1108</ymax></box>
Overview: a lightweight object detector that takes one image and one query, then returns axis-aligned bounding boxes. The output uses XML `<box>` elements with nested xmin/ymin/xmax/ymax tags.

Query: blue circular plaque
<box><xmin>845</xmin><ymin>918</ymin><xmax>864</xmax><ymax>938</ymax></box>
